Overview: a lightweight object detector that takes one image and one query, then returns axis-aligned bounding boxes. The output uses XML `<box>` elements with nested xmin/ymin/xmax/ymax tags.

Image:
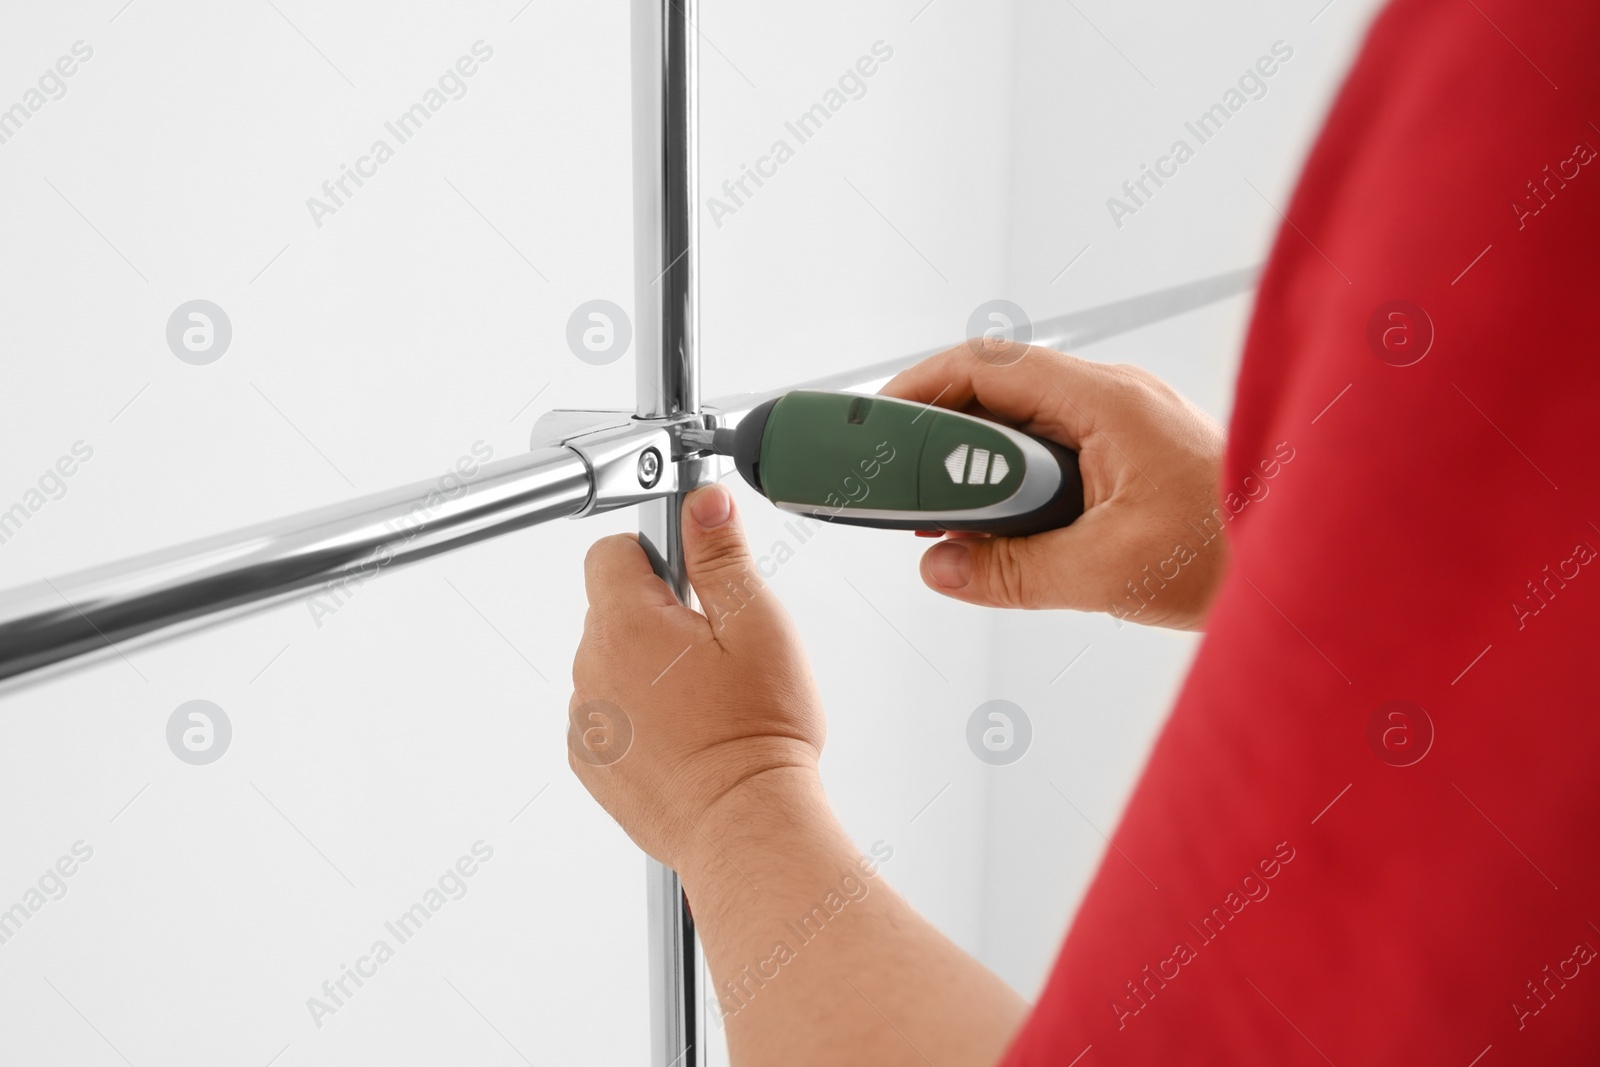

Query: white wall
<box><xmin>0</xmin><ymin>2</ymin><xmax>1019</xmax><ymax>1065</ymax></box>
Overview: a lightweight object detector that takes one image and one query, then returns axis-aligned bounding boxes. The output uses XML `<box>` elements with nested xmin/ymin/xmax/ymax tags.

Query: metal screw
<box><xmin>637</xmin><ymin>448</ymin><xmax>662</xmax><ymax>488</ymax></box>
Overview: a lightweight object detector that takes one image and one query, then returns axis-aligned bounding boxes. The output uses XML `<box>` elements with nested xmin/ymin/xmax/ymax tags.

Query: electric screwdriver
<box><xmin>681</xmin><ymin>390</ymin><xmax>1084</xmax><ymax>536</ymax></box>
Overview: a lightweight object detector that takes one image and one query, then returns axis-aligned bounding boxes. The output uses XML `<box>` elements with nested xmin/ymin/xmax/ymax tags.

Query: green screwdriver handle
<box><xmin>712</xmin><ymin>390</ymin><xmax>1084</xmax><ymax>536</ymax></box>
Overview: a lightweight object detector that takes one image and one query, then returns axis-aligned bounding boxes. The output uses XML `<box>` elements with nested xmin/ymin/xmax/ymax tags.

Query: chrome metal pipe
<box><xmin>701</xmin><ymin>264</ymin><xmax>1261</xmax><ymax>424</ymax></box>
<box><xmin>0</xmin><ymin>448</ymin><xmax>591</xmax><ymax>688</ymax></box>
<box><xmin>632</xmin><ymin>0</ymin><xmax>699</xmax><ymax>421</ymax></box>
<box><xmin>631</xmin><ymin>0</ymin><xmax>707</xmax><ymax>1064</ymax></box>
<box><xmin>0</xmin><ymin>266</ymin><xmax>1257</xmax><ymax>694</ymax></box>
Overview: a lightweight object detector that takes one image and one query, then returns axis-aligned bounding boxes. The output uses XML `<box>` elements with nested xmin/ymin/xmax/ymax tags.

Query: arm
<box><xmin>567</xmin><ymin>342</ymin><xmax>1227</xmax><ymax>1065</ymax></box>
<box><xmin>685</xmin><ymin>767</ymin><xmax>1026</xmax><ymax>1065</ymax></box>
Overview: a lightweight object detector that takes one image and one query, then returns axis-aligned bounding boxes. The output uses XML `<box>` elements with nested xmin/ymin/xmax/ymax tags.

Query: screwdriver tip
<box><xmin>678</xmin><ymin>427</ymin><xmax>717</xmax><ymax>452</ymax></box>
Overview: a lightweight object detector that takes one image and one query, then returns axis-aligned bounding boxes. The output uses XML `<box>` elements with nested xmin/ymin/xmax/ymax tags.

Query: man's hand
<box><xmin>570</xmin><ymin>482</ymin><xmax>1027</xmax><ymax>1066</ymax></box>
<box><xmin>881</xmin><ymin>340</ymin><xmax>1228</xmax><ymax>630</ymax></box>
<box><xmin>569</xmin><ymin>482</ymin><xmax>827</xmax><ymax>874</ymax></box>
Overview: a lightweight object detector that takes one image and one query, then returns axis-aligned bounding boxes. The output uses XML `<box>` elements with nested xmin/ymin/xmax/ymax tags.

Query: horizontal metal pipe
<box><xmin>0</xmin><ymin>447</ymin><xmax>591</xmax><ymax>687</ymax></box>
<box><xmin>703</xmin><ymin>265</ymin><xmax>1260</xmax><ymax>426</ymax></box>
<box><xmin>0</xmin><ymin>266</ymin><xmax>1257</xmax><ymax>691</ymax></box>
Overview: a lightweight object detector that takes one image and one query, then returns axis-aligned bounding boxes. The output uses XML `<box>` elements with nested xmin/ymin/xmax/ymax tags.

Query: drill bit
<box><xmin>678</xmin><ymin>426</ymin><xmax>736</xmax><ymax>455</ymax></box>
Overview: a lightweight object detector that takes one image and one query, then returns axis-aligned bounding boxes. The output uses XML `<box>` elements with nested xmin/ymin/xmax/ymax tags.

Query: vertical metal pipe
<box><xmin>631</xmin><ymin>1</ymin><xmax>705</xmax><ymax>1066</ymax></box>
<box><xmin>633</xmin><ymin>0</ymin><xmax>699</xmax><ymax>421</ymax></box>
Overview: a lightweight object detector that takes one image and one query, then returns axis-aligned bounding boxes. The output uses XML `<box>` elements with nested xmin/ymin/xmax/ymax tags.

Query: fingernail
<box><xmin>690</xmin><ymin>484</ymin><xmax>732</xmax><ymax>529</ymax></box>
<box><xmin>926</xmin><ymin>541</ymin><xmax>971</xmax><ymax>588</ymax></box>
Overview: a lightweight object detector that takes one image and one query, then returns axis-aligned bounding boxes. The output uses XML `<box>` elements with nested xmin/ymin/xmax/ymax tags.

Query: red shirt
<box><xmin>1003</xmin><ymin>1</ymin><xmax>1600</xmax><ymax>1063</ymax></box>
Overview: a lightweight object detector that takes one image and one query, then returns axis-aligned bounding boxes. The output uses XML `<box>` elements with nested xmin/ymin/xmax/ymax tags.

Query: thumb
<box><xmin>920</xmin><ymin>535</ymin><xmax>1058</xmax><ymax>610</ymax></box>
<box><xmin>681</xmin><ymin>483</ymin><xmax>783</xmax><ymax>641</ymax></box>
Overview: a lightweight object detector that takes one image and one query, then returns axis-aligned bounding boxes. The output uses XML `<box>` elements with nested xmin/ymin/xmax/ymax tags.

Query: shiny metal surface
<box><xmin>632</xmin><ymin>0</ymin><xmax>699</xmax><ymax>421</ymax></box>
<box><xmin>0</xmin><ymin>447</ymin><xmax>591</xmax><ymax>688</ymax></box>
<box><xmin>631</xmin><ymin>0</ymin><xmax>707</xmax><ymax>1064</ymax></box>
<box><xmin>0</xmin><ymin>265</ymin><xmax>1256</xmax><ymax>695</ymax></box>
<box><xmin>566</xmin><ymin>422</ymin><xmax>679</xmax><ymax>516</ymax></box>
<box><xmin>700</xmin><ymin>264</ymin><xmax>1262</xmax><ymax>424</ymax></box>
